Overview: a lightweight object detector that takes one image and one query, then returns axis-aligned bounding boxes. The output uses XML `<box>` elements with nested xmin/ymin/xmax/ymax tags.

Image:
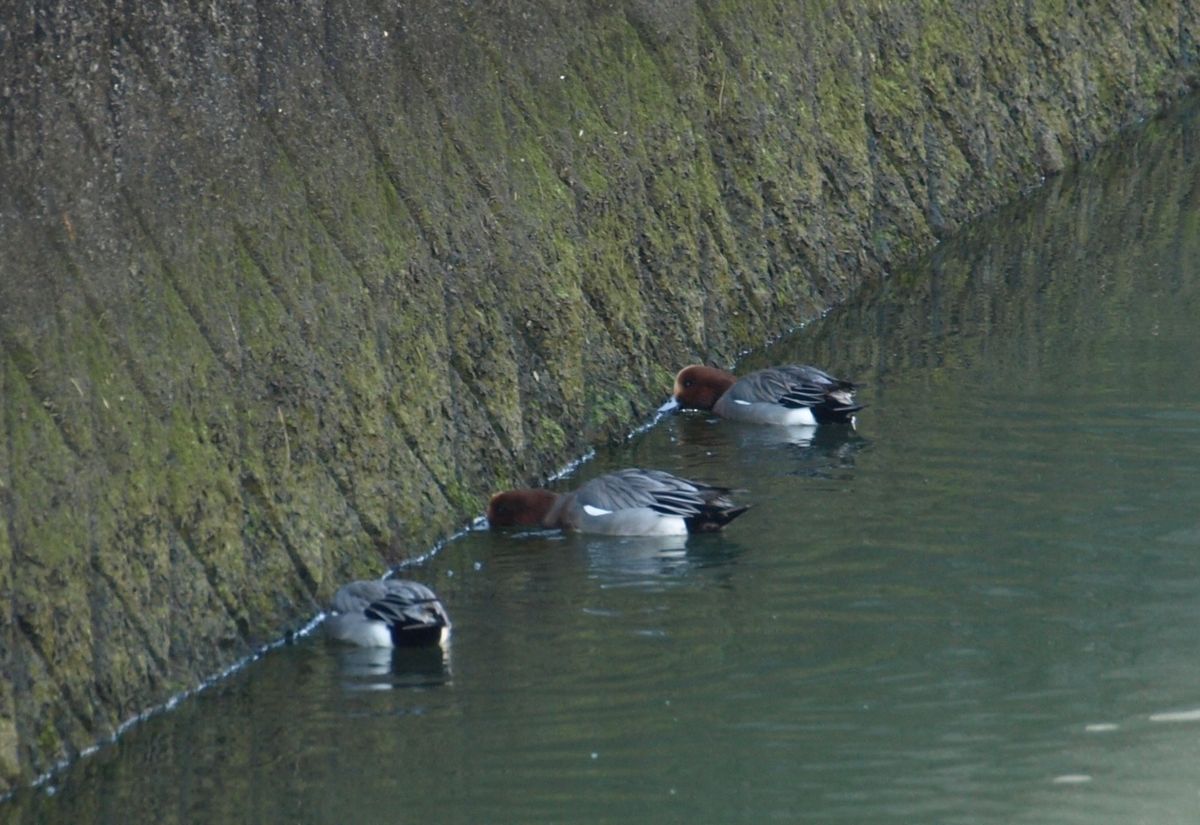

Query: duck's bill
<box><xmin>656</xmin><ymin>397</ymin><xmax>681</xmax><ymax>415</ymax></box>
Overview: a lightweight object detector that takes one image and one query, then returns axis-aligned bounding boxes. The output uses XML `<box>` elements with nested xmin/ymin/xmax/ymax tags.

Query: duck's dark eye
<box><xmin>683</xmin><ymin>379</ymin><xmax>694</xmax><ymax>388</ymax></box>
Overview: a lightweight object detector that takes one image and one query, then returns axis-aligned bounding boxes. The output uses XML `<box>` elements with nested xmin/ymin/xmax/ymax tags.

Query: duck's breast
<box><xmin>572</xmin><ymin>501</ymin><xmax>689</xmax><ymax>536</ymax></box>
<box><xmin>714</xmin><ymin>395</ymin><xmax>818</xmax><ymax>425</ymax></box>
<box><xmin>326</xmin><ymin>615</ymin><xmax>395</xmax><ymax>648</ymax></box>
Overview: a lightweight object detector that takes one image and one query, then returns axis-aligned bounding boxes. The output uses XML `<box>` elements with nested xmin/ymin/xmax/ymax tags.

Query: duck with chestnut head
<box><xmin>487</xmin><ymin>468</ymin><xmax>750</xmax><ymax>537</ymax></box>
<box><xmin>667</xmin><ymin>364</ymin><xmax>862</xmax><ymax>427</ymax></box>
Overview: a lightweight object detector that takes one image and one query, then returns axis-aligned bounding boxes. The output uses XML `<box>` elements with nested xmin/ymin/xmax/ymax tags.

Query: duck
<box><xmin>667</xmin><ymin>363</ymin><xmax>862</xmax><ymax>426</ymax></box>
<box><xmin>487</xmin><ymin>468</ymin><xmax>750</xmax><ymax>537</ymax></box>
<box><xmin>326</xmin><ymin>579</ymin><xmax>451</xmax><ymax>648</ymax></box>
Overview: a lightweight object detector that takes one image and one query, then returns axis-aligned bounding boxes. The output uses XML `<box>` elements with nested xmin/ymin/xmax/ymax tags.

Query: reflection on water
<box><xmin>483</xmin><ymin>528</ymin><xmax>744</xmax><ymax>592</ymax></box>
<box><xmin>583</xmin><ymin>532</ymin><xmax>749</xmax><ymax>589</ymax></box>
<box><xmin>583</xmin><ymin>534</ymin><xmax>689</xmax><ymax>584</ymax></box>
<box><xmin>659</xmin><ymin>414</ymin><xmax>872</xmax><ymax>490</ymax></box>
<box><xmin>6</xmin><ymin>98</ymin><xmax>1200</xmax><ymax>825</ymax></box>
<box><xmin>334</xmin><ymin>643</ymin><xmax>453</xmax><ymax>692</ymax></box>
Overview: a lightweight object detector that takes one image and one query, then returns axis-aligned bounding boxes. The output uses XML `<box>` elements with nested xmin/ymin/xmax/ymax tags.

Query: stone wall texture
<box><xmin>1</xmin><ymin>0</ymin><xmax>1197</xmax><ymax>792</ymax></box>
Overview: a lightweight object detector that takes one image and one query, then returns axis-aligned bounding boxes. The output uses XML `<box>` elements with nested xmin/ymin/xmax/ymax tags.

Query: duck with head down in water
<box><xmin>666</xmin><ymin>363</ymin><xmax>862</xmax><ymax>427</ymax></box>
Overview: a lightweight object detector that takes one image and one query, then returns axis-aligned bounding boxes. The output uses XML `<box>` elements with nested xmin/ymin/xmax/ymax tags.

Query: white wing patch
<box><xmin>583</xmin><ymin>504</ymin><xmax>613</xmax><ymax>516</ymax></box>
<box><xmin>733</xmin><ymin>399</ymin><xmax>753</xmax><ymax>406</ymax></box>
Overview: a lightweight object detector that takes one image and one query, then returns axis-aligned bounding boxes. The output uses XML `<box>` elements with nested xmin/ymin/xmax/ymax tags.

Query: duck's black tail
<box><xmin>812</xmin><ymin>401</ymin><xmax>865</xmax><ymax>425</ymax></box>
<box><xmin>366</xmin><ymin>592</ymin><xmax>451</xmax><ymax>648</ymax></box>
<box><xmin>686</xmin><ymin>504</ymin><xmax>752</xmax><ymax>533</ymax></box>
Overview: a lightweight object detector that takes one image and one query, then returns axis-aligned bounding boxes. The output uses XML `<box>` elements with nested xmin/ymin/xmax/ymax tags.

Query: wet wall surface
<box><xmin>0</xmin><ymin>0</ymin><xmax>1197</xmax><ymax>791</ymax></box>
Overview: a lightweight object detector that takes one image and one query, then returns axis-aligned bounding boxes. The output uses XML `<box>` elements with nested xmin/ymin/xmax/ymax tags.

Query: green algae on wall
<box><xmin>1</xmin><ymin>0</ymin><xmax>1198</xmax><ymax>792</ymax></box>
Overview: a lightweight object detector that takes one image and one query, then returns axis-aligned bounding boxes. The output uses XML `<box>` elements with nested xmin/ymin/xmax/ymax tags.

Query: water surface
<box><xmin>6</xmin><ymin>98</ymin><xmax>1200</xmax><ymax>824</ymax></box>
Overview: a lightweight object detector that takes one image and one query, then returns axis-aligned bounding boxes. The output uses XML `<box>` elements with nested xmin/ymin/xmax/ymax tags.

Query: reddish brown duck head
<box><xmin>672</xmin><ymin>365</ymin><xmax>737</xmax><ymax>411</ymax></box>
<box><xmin>486</xmin><ymin>489</ymin><xmax>561</xmax><ymax>528</ymax></box>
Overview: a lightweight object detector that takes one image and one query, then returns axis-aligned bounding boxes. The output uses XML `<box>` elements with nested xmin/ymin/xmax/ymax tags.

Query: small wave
<box><xmin>1149</xmin><ymin>708</ymin><xmax>1200</xmax><ymax>723</ymax></box>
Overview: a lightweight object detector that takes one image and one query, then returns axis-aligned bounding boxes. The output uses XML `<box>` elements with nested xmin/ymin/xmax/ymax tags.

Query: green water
<box><xmin>6</xmin><ymin>98</ymin><xmax>1200</xmax><ymax>824</ymax></box>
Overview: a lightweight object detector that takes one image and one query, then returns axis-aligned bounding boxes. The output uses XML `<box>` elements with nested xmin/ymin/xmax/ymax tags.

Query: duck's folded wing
<box><xmin>332</xmin><ymin>580</ymin><xmax>390</xmax><ymax>614</ymax></box>
<box><xmin>580</xmin><ymin>469</ymin><xmax>715</xmax><ymax>517</ymax></box>
<box><xmin>742</xmin><ymin>366</ymin><xmax>853</xmax><ymax>409</ymax></box>
<box><xmin>380</xmin><ymin>579</ymin><xmax>441</xmax><ymax>602</ymax></box>
<box><xmin>363</xmin><ymin>590</ymin><xmax>449</xmax><ymax>630</ymax></box>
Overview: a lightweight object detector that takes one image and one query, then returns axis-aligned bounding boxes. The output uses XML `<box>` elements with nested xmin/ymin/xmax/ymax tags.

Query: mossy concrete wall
<box><xmin>0</xmin><ymin>0</ymin><xmax>1196</xmax><ymax>791</ymax></box>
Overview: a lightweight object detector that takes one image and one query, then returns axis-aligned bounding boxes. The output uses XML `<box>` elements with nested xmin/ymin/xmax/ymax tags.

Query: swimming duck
<box><xmin>326</xmin><ymin>579</ymin><xmax>451</xmax><ymax>648</ymax></box>
<box><xmin>668</xmin><ymin>364</ymin><xmax>862</xmax><ymax>426</ymax></box>
<box><xmin>487</xmin><ymin>468</ymin><xmax>750</xmax><ymax>537</ymax></box>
